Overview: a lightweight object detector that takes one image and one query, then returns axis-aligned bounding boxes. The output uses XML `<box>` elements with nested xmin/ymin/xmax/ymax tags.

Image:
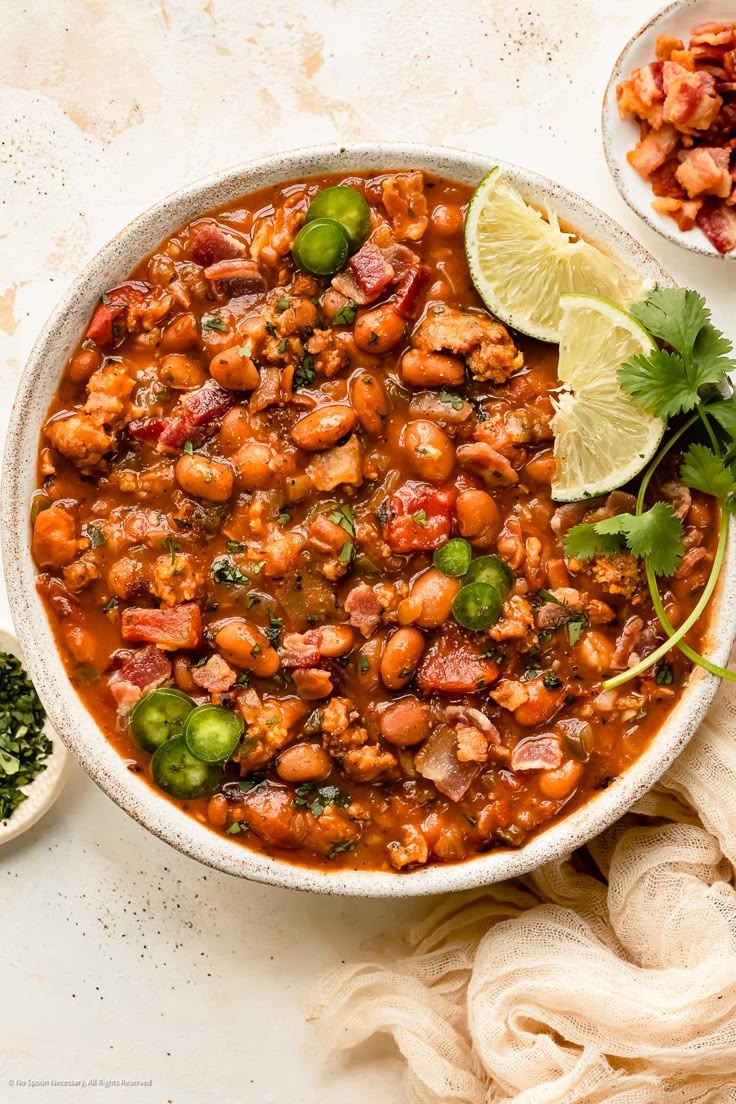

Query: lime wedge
<box><xmin>550</xmin><ymin>294</ymin><xmax>664</xmax><ymax>502</ymax></box>
<box><xmin>464</xmin><ymin>168</ymin><xmax>654</xmax><ymax>342</ymax></box>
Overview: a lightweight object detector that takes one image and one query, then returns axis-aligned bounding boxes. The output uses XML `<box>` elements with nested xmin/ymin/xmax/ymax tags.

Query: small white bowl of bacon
<box><xmin>603</xmin><ymin>1</ymin><xmax>736</xmax><ymax>258</ymax></box>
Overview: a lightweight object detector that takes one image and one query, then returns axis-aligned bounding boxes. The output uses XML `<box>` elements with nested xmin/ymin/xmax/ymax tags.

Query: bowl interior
<box><xmin>4</xmin><ymin>142</ymin><xmax>736</xmax><ymax>896</ymax></box>
<box><xmin>602</xmin><ymin>0</ymin><xmax>736</xmax><ymax>260</ymax></box>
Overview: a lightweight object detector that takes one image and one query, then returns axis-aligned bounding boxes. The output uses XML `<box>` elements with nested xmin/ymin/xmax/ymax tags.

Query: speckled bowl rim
<box><xmin>601</xmin><ymin>0</ymin><xmax>736</xmax><ymax>260</ymax></box>
<box><xmin>3</xmin><ymin>141</ymin><xmax>735</xmax><ymax>896</ymax></box>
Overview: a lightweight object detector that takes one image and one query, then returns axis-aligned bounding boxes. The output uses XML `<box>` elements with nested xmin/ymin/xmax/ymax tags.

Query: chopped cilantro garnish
<box><xmin>294</xmin><ymin>783</ymin><xmax>351</xmax><ymax>818</ymax></box>
<box><xmin>564</xmin><ymin>503</ymin><xmax>685</xmax><ymax>577</ymax></box>
<box><xmin>212</xmin><ymin>556</ymin><xmax>250</xmax><ymax>586</ymax></box>
<box><xmin>276</xmin><ymin>297</ymin><xmax>290</xmax><ymax>311</ymax></box>
<box><xmin>201</xmin><ymin>313</ymin><xmax>228</xmax><ymax>333</ymax></box>
<box><xmin>439</xmin><ymin>390</ymin><xmax>464</xmax><ymax>411</ymax></box>
<box><xmin>183</xmin><ymin>440</ymin><xmax>194</xmax><ymax>455</ymax></box>
<box><xmin>238</xmin><ymin>341</ymin><xmax>253</xmax><ymax>358</ymax></box>
<box><xmin>294</xmin><ymin>355</ymin><xmax>315</xmax><ymax>389</ymax></box>
<box><xmin>227</xmin><ymin>540</ymin><xmax>246</xmax><ymax>553</ymax></box>
<box><xmin>85</xmin><ymin>524</ymin><xmax>106</xmax><ymax>548</ymax></box>
<box><xmin>102</xmin><ymin>597</ymin><xmax>119</xmax><ymax>614</ymax></box>
<box><xmin>412</xmin><ymin>509</ymin><xmax>428</xmax><ymax>527</ymax></box>
<box><xmin>162</xmin><ymin>536</ymin><xmax>180</xmax><ymax>565</ymax></box>
<box><xmin>0</xmin><ymin>652</ymin><xmax>51</xmax><ymax>823</ymax></box>
<box><xmin>332</xmin><ymin>300</ymin><xmax>357</xmax><ymax>326</ymax></box>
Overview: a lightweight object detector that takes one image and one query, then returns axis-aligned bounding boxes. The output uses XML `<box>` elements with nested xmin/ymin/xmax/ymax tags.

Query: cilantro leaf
<box><xmin>693</xmin><ymin>324</ymin><xmax>734</xmax><ymax>380</ymax></box>
<box><xmin>565</xmin><ymin>505</ymin><xmax>684</xmax><ymax>576</ymax></box>
<box><xmin>563</xmin><ymin>524</ymin><xmax>623</xmax><ymax>561</ymax></box>
<box><xmin>618</xmin><ymin>349</ymin><xmax>698</xmax><ymax>418</ymax></box>
<box><xmin>630</xmin><ymin>288</ymin><xmax>710</xmax><ymax>361</ymax></box>
<box><xmin>680</xmin><ymin>443</ymin><xmax>736</xmax><ymax>502</ymax></box>
<box><xmin>708</xmin><ymin>398</ymin><xmax>736</xmax><ymax>440</ymax></box>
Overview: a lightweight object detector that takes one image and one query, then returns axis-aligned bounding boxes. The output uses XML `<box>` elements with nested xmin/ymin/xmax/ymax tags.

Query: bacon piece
<box><xmin>676</xmin><ymin>147</ymin><xmax>732</xmax><ymax>197</ymax></box>
<box><xmin>109</xmin><ymin>644</ymin><xmax>172</xmax><ymax>709</ymax></box>
<box><xmin>278</xmin><ymin>633</ymin><xmax>322</xmax><ymax>669</ymax></box>
<box><xmin>192</xmin><ymin>654</ymin><xmax>237</xmax><ymax>693</ymax></box>
<box><xmin>656</xmin><ymin>36</ymin><xmax>685</xmax><ymax>62</ymax></box>
<box><xmin>344</xmin><ymin>583</ymin><xmax>382</xmax><ymax>637</ymax></box>
<box><xmin>158</xmin><ymin>415</ymin><xmax>195</xmax><ymax>450</ymax></box>
<box><xmin>393</xmin><ymin>265</ymin><xmax>431</xmax><ymax>319</ymax></box>
<box><xmin>510</xmin><ymin>735</ymin><xmax>563</xmax><ymax>772</ymax></box>
<box><xmin>382</xmin><ymin>481</ymin><xmax>456</xmax><ymax>554</ymax></box>
<box><xmin>611</xmin><ymin>616</ymin><xmax>645</xmax><ymax>670</ymax></box>
<box><xmin>617</xmin><ymin>62</ymin><xmax>665</xmax><ymax>127</ymax></box>
<box><xmin>650</xmin><ymin>159</ymin><xmax>687</xmax><ymax>199</ymax></box>
<box><xmin>121</xmin><ymin>603</ymin><xmax>203</xmax><ymax>650</ymax></box>
<box><xmin>697</xmin><ymin>198</ymin><xmax>736</xmax><ymax>252</ymax></box>
<box><xmin>417</xmin><ymin>630</ymin><xmax>499</xmax><ymax>695</ymax></box>
<box><xmin>627</xmin><ymin>125</ymin><xmax>679</xmax><ymax>177</ymax></box>
<box><xmin>663</xmin><ymin>63</ymin><xmax>723</xmax><ymax>129</ymax></box>
<box><xmin>128</xmin><ymin>417</ymin><xmax>167</xmax><ymax>442</ymax></box>
<box><xmin>86</xmin><ymin>283</ymin><xmax>148</xmax><ymax>347</ymax></box>
<box><xmin>346</xmin><ymin>242</ymin><xmax>395</xmax><ymax>299</ymax></box>
<box><xmin>181</xmin><ymin>380</ymin><xmax>233</xmax><ymax>424</ymax></box>
<box><xmin>190</xmin><ymin>221</ymin><xmax>246</xmax><ymax>267</ymax></box>
<box><xmin>203</xmin><ymin>258</ymin><xmax>267</xmax><ymax>299</ymax></box>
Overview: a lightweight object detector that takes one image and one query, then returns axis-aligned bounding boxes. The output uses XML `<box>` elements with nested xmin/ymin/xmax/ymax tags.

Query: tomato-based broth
<box><xmin>32</xmin><ymin>170</ymin><xmax>716</xmax><ymax>872</ymax></box>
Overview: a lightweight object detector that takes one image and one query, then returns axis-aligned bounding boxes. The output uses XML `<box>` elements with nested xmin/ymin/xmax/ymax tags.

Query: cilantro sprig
<box><xmin>575</xmin><ymin>287</ymin><xmax>736</xmax><ymax>690</ymax></box>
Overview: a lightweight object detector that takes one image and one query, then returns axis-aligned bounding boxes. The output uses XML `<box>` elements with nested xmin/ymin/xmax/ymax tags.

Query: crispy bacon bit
<box><xmin>121</xmin><ymin>603</ymin><xmax>203</xmax><ymax>650</ymax></box>
<box><xmin>617</xmin><ymin>21</ymin><xmax>736</xmax><ymax>252</ymax></box>
<box><xmin>510</xmin><ymin>734</ymin><xmax>563</xmax><ymax>772</ymax></box>
<box><xmin>393</xmin><ymin>265</ymin><xmax>431</xmax><ymax>319</ymax></box>
<box><xmin>279</xmin><ymin>633</ymin><xmax>322</xmax><ymax>669</ymax></box>
<box><xmin>676</xmin><ymin>147</ymin><xmax>732</xmax><ymax>198</ymax></box>
<box><xmin>382</xmin><ymin>481</ymin><xmax>456</xmax><ymax>553</ymax></box>
<box><xmin>192</xmin><ymin>654</ymin><xmax>237</xmax><ymax>693</ymax></box>
<box><xmin>109</xmin><ymin>644</ymin><xmax>173</xmax><ymax>709</ymax></box>
<box><xmin>203</xmin><ymin>258</ymin><xmax>267</xmax><ymax>299</ymax></box>
<box><xmin>181</xmin><ymin>380</ymin><xmax>234</xmax><ymax>425</ymax></box>
<box><xmin>417</xmin><ymin>630</ymin><xmax>499</xmax><ymax>695</ymax></box>
<box><xmin>697</xmin><ymin>199</ymin><xmax>736</xmax><ymax>253</ymax></box>
<box><xmin>190</xmin><ymin>221</ymin><xmax>246</xmax><ymax>267</ymax></box>
<box><xmin>155</xmin><ymin>380</ymin><xmax>234</xmax><ymax>452</ymax></box>
<box><xmin>344</xmin><ymin>584</ymin><xmax>382</xmax><ymax>637</ymax></box>
<box><xmin>128</xmin><ymin>417</ymin><xmax>167</xmax><ymax>443</ymax></box>
<box><xmin>346</xmin><ymin>242</ymin><xmax>395</xmax><ymax>299</ymax></box>
<box><xmin>86</xmin><ymin>283</ymin><xmax>148</xmax><ymax>347</ymax></box>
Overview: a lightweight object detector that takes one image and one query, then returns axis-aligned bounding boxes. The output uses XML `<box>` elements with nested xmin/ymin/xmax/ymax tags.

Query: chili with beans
<box><xmin>31</xmin><ymin>170</ymin><xmax>716</xmax><ymax>871</ymax></box>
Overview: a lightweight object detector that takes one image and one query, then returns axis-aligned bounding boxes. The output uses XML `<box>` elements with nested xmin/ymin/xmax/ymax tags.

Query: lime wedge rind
<box><xmin>550</xmin><ymin>294</ymin><xmax>664</xmax><ymax>502</ymax></box>
<box><xmin>465</xmin><ymin>168</ymin><xmax>655</xmax><ymax>343</ymax></box>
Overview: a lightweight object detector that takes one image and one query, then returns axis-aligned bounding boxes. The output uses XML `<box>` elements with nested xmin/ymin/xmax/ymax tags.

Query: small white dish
<box><xmin>602</xmin><ymin>0</ymin><xmax>736</xmax><ymax>260</ymax></box>
<box><xmin>0</xmin><ymin>628</ymin><xmax>68</xmax><ymax>845</ymax></box>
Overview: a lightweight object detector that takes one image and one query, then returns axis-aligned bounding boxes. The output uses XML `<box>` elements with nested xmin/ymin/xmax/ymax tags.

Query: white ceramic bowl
<box><xmin>602</xmin><ymin>0</ymin><xmax>736</xmax><ymax>260</ymax></box>
<box><xmin>3</xmin><ymin>142</ymin><xmax>736</xmax><ymax>896</ymax></box>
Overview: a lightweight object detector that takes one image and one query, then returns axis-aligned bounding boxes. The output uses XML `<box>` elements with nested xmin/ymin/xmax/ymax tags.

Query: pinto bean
<box><xmin>232</xmin><ymin>442</ymin><xmax>277</xmax><ymax>489</ymax></box>
<box><xmin>315</xmin><ymin>625</ymin><xmax>354</xmax><ymax>657</ymax></box>
<box><xmin>353</xmin><ymin>305</ymin><xmax>406</xmax><ymax>354</ymax></box>
<box><xmin>356</xmin><ymin>636</ymin><xmax>383</xmax><ymax>691</ymax></box>
<box><xmin>402</xmin><ymin>420</ymin><xmax>455</xmax><ymax>481</ymax></box>
<box><xmin>207</xmin><ymin>792</ymin><xmax>229</xmax><ymax>828</ymax></box>
<box><xmin>160</xmin><ymin>312</ymin><xmax>200</xmax><ymax>353</ymax></box>
<box><xmin>291</xmin><ymin>404</ymin><xmax>357</xmax><ymax>451</ymax></box>
<box><xmin>431</xmin><ymin>204</ymin><xmax>465</xmax><ymax>236</ymax></box>
<box><xmin>380</xmin><ymin>627</ymin><xmax>425</xmax><ymax>690</ymax></box>
<box><xmin>409</xmin><ymin>568</ymin><xmax>462</xmax><ymax>629</ymax></box>
<box><xmin>218</xmin><ymin>406</ymin><xmax>252</xmax><ymax>454</ymax></box>
<box><xmin>514</xmin><ymin>678</ymin><xmax>566</xmax><ymax>727</ymax></box>
<box><xmin>380</xmin><ymin>696</ymin><xmax>434</xmax><ymax>746</ymax></box>
<box><xmin>173</xmin><ymin>655</ymin><xmax>196</xmax><ymax>693</ymax></box>
<box><xmin>538</xmin><ymin>759</ymin><xmax>584</xmax><ymax>799</ymax></box>
<box><xmin>68</xmin><ymin>347</ymin><xmax>102</xmax><ymax>384</ymax></box>
<box><xmin>276</xmin><ymin>743</ymin><xmax>332</xmax><ymax>783</ymax></box>
<box><xmin>209</xmin><ymin>346</ymin><xmax>260</xmax><ymax>391</ymax></box>
<box><xmin>400</xmin><ymin>349</ymin><xmax>466</xmax><ymax>388</ymax></box>
<box><xmin>159</xmin><ymin>353</ymin><xmax>207</xmax><ymax>390</ymax></box>
<box><xmin>175</xmin><ymin>453</ymin><xmax>234</xmax><ymax>502</ymax></box>
<box><xmin>524</xmin><ymin>453</ymin><xmax>556</xmax><ymax>485</ymax></box>
<box><xmin>456</xmin><ymin>488</ymin><xmax>501</xmax><ymax>546</ymax></box>
<box><xmin>215</xmin><ymin>620</ymin><xmax>280</xmax><ymax>677</ymax></box>
<box><xmin>350</xmin><ymin>371</ymin><xmax>391</xmax><ymax>435</ymax></box>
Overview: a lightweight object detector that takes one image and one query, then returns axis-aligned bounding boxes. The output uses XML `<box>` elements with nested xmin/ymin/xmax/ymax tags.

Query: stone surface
<box><xmin>0</xmin><ymin>2</ymin><xmax>733</xmax><ymax>1101</ymax></box>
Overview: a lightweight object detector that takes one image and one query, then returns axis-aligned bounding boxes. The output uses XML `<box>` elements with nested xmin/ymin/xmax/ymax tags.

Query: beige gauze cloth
<box><xmin>313</xmin><ymin>671</ymin><xmax>736</xmax><ymax>1103</ymax></box>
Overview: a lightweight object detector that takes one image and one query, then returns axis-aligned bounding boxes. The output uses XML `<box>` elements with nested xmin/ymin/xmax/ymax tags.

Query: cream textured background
<box><xmin>0</xmin><ymin>2</ymin><xmax>733</xmax><ymax>1102</ymax></box>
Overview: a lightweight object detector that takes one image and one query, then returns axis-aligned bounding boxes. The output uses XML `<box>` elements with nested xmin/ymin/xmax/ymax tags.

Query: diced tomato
<box><xmin>347</xmin><ymin>243</ymin><xmax>395</xmax><ymax>298</ymax></box>
<box><xmin>86</xmin><ymin>283</ymin><xmax>148</xmax><ymax>347</ymax></box>
<box><xmin>121</xmin><ymin>604</ymin><xmax>203</xmax><ymax>650</ymax></box>
<box><xmin>382</xmin><ymin>481</ymin><xmax>457</xmax><ymax>553</ymax></box>
<box><xmin>190</xmin><ymin>221</ymin><xmax>246</xmax><ymax>267</ymax></box>
<box><xmin>417</xmin><ymin>630</ymin><xmax>499</xmax><ymax>694</ymax></box>
<box><xmin>393</xmin><ymin>265</ymin><xmax>431</xmax><ymax>319</ymax></box>
<box><xmin>180</xmin><ymin>380</ymin><xmax>234</xmax><ymax>425</ymax></box>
